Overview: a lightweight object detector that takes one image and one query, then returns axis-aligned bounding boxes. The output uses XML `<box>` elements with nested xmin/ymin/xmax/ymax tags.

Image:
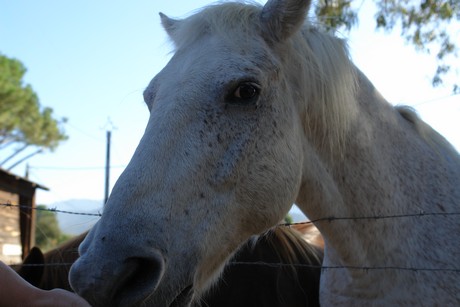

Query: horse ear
<box><xmin>159</xmin><ymin>12</ymin><xmax>181</xmax><ymax>41</ymax></box>
<box><xmin>17</xmin><ymin>247</ymin><xmax>45</xmax><ymax>287</ymax></box>
<box><xmin>260</xmin><ymin>0</ymin><xmax>311</xmax><ymax>43</ymax></box>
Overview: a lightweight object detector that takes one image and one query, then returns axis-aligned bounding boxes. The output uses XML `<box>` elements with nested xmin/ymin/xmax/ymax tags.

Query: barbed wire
<box><xmin>280</xmin><ymin>211</ymin><xmax>460</xmax><ymax>226</ymax></box>
<box><xmin>4</xmin><ymin>202</ymin><xmax>460</xmax><ymax>273</ymax></box>
<box><xmin>1</xmin><ymin>203</ymin><xmax>102</xmax><ymax>217</ymax></box>
<box><xmin>228</xmin><ymin>262</ymin><xmax>460</xmax><ymax>273</ymax></box>
<box><xmin>10</xmin><ymin>261</ymin><xmax>460</xmax><ymax>273</ymax></box>
<box><xmin>3</xmin><ymin>202</ymin><xmax>460</xmax><ymax>222</ymax></box>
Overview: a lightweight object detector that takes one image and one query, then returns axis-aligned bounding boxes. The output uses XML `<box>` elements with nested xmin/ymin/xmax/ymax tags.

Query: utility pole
<box><xmin>25</xmin><ymin>163</ymin><xmax>30</xmax><ymax>179</ymax></box>
<box><xmin>103</xmin><ymin>119</ymin><xmax>116</xmax><ymax>205</ymax></box>
<box><xmin>104</xmin><ymin>130</ymin><xmax>111</xmax><ymax>205</ymax></box>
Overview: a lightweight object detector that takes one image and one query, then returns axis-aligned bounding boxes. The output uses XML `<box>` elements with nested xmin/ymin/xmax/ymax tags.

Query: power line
<box><xmin>411</xmin><ymin>92</ymin><xmax>460</xmax><ymax>107</ymax></box>
<box><xmin>28</xmin><ymin>165</ymin><xmax>127</xmax><ymax>171</ymax></box>
<box><xmin>66</xmin><ymin>122</ymin><xmax>103</xmax><ymax>142</ymax></box>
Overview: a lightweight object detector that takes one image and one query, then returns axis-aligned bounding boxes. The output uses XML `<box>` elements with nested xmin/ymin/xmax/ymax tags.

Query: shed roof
<box><xmin>0</xmin><ymin>168</ymin><xmax>49</xmax><ymax>193</ymax></box>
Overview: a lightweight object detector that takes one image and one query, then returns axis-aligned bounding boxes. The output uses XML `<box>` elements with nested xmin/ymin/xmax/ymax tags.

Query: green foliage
<box><xmin>374</xmin><ymin>0</ymin><xmax>458</xmax><ymax>88</ymax></box>
<box><xmin>284</xmin><ymin>214</ymin><xmax>293</xmax><ymax>224</ymax></box>
<box><xmin>0</xmin><ymin>53</ymin><xmax>68</xmax><ymax>169</ymax></box>
<box><xmin>314</xmin><ymin>0</ymin><xmax>459</xmax><ymax>91</ymax></box>
<box><xmin>315</xmin><ymin>0</ymin><xmax>358</xmax><ymax>31</ymax></box>
<box><xmin>35</xmin><ymin>205</ymin><xmax>71</xmax><ymax>252</ymax></box>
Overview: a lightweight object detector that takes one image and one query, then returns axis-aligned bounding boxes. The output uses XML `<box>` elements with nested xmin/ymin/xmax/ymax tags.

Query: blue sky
<box><xmin>1</xmin><ymin>0</ymin><xmax>459</xmax><ymax>209</ymax></box>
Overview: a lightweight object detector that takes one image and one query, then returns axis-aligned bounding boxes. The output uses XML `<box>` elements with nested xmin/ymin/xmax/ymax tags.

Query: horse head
<box><xmin>70</xmin><ymin>1</ymin><xmax>314</xmax><ymax>305</ymax></box>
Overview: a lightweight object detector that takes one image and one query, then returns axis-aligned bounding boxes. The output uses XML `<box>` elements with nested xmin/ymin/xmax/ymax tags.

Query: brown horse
<box><xmin>200</xmin><ymin>225</ymin><xmax>323</xmax><ymax>307</ymax></box>
<box><xmin>13</xmin><ymin>231</ymin><xmax>86</xmax><ymax>291</ymax></box>
<box><xmin>15</xmin><ymin>225</ymin><xmax>323</xmax><ymax>306</ymax></box>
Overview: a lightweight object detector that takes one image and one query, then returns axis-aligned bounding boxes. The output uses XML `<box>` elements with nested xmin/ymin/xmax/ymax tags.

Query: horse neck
<box><xmin>296</xmin><ymin>70</ymin><xmax>459</xmax><ymax>263</ymax></box>
<box><xmin>295</xmin><ymin>69</ymin><xmax>460</xmax><ymax>304</ymax></box>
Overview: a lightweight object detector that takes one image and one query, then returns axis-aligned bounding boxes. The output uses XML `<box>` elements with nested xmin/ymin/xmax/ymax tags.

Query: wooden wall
<box><xmin>0</xmin><ymin>169</ymin><xmax>47</xmax><ymax>263</ymax></box>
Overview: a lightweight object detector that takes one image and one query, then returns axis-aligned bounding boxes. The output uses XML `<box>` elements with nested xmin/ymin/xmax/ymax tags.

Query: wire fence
<box><xmin>4</xmin><ymin>202</ymin><xmax>460</xmax><ymax>223</ymax></box>
<box><xmin>1</xmin><ymin>202</ymin><xmax>102</xmax><ymax>217</ymax></box>
<box><xmin>2</xmin><ymin>202</ymin><xmax>460</xmax><ymax>273</ymax></box>
<box><xmin>281</xmin><ymin>211</ymin><xmax>460</xmax><ymax>226</ymax></box>
<box><xmin>9</xmin><ymin>261</ymin><xmax>460</xmax><ymax>273</ymax></box>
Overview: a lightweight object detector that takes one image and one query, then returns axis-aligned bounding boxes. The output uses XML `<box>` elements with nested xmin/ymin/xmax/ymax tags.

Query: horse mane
<box><xmin>167</xmin><ymin>2</ymin><xmax>358</xmax><ymax>155</ymax></box>
<box><xmin>289</xmin><ymin>27</ymin><xmax>358</xmax><ymax>154</ymax></box>
<box><xmin>396</xmin><ymin>106</ymin><xmax>458</xmax><ymax>155</ymax></box>
<box><xmin>291</xmin><ymin>223</ymin><xmax>324</xmax><ymax>249</ymax></box>
<box><xmin>164</xmin><ymin>2</ymin><xmax>262</xmax><ymax>50</ymax></box>
<box><xmin>199</xmin><ymin>225</ymin><xmax>323</xmax><ymax>306</ymax></box>
<box><xmin>244</xmin><ymin>225</ymin><xmax>323</xmax><ymax>270</ymax></box>
<box><xmin>266</xmin><ymin>226</ymin><xmax>323</xmax><ymax>266</ymax></box>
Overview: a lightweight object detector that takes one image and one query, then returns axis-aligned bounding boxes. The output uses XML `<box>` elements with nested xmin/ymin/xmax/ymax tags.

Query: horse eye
<box><xmin>233</xmin><ymin>83</ymin><xmax>260</xmax><ymax>100</ymax></box>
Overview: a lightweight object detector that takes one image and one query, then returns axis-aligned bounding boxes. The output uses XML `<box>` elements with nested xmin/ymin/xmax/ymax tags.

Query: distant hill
<box><xmin>48</xmin><ymin>199</ymin><xmax>102</xmax><ymax>235</ymax></box>
<box><xmin>48</xmin><ymin>200</ymin><xmax>308</xmax><ymax>235</ymax></box>
<box><xmin>288</xmin><ymin>205</ymin><xmax>308</xmax><ymax>222</ymax></box>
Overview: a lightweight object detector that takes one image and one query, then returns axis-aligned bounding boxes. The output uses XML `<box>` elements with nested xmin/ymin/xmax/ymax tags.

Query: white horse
<box><xmin>69</xmin><ymin>0</ymin><xmax>460</xmax><ymax>305</ymax></box>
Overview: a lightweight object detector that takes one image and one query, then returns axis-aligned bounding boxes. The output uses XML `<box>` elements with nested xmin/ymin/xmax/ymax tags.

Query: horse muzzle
<box><xmin>69</xmin><ymin>249</ymin><xmax>166</xmax><ymax>306</ymax></box>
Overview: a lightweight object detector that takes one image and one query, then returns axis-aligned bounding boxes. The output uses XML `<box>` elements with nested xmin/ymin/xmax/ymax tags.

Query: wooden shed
<box><xmin>0</xmin><ymin>168</ymin><xmax>48</xmax><ymax>263</ymax></box>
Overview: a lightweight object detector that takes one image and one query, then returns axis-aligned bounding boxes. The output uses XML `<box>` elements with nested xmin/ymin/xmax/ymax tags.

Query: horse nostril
<box><xmin>112</xmin><ymin>254</ymin><xmax>166</xmax><ymax>305</ymax></box>
<box><xmin>70</xmin><ymin>250</ymin><xmax>166</xmax><ymax>306</ymax></box>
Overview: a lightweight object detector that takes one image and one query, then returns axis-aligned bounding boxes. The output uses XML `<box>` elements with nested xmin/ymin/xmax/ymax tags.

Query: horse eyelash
<box><xmin>224</xmin><ymin>80</ymin><xmax>261</xmax><ymax>107</ymax></box>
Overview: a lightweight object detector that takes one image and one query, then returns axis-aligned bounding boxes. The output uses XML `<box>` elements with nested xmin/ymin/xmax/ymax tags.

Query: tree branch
<box><xmin>6</xmin><ymin>148</ymin><xmax>43</xmax><ymax>171</ymax></box>
<box><xmin>0</xmin><ymin>144</ymin><xmax>29</xmax><ymax>166</ymax></box>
